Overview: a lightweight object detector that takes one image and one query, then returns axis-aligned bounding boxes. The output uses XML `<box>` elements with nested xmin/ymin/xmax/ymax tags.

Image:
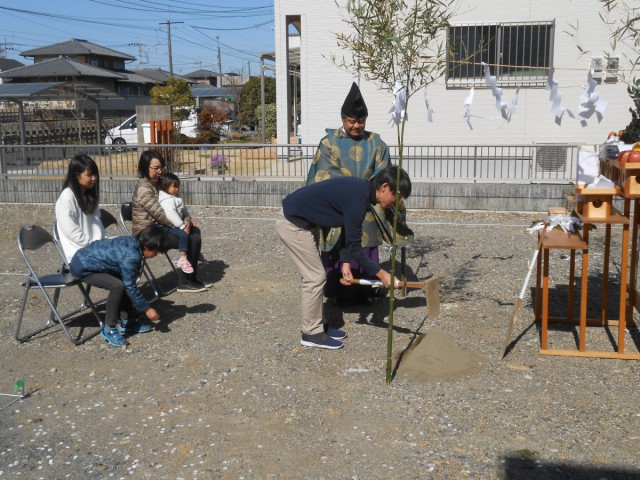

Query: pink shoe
<box><xmin>177</xmin><ymin>256</ymin><xmax>194</xmax><ymax>274</ymax></box>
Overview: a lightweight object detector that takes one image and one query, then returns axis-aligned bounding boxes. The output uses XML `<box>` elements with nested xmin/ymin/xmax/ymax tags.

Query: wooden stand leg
<box><xmin>568</xmin><ymin>250</ymin><xmax>575</xmax><ymax>322</ymax></box>
<box><xmin>602</xmin><ymin>224</ymin><xmax>611</xmax><ymax>323</ymax></box>
<box><xmin>580</xmin><ymin>225</ymin><xmax>590</xmax><ymax>352</ymax></box>
<box><xmin>628</xmin><ymin>198</ymin><xmax>640</xmax><ymax>326</ymax></box>
<box><xmin>542</xmin><ymin>247</ymin><xmax>550</xmax><ymax>350</ymax></box>
<box><xmin>535</xmin><ymin>236</ymin><xmax>542</xmax><ymax>322</ymax></box>
<box><xmin>618</xmin><ymin>199</ymin><xmax>631</xmax><ymax>352</ymax></box>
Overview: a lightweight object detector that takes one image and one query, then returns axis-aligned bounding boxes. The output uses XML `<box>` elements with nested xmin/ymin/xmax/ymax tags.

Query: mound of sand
<box><xmin>395</xmin><ymin>329</ymin><xmax>486</xmax><ymax>381</ymax></box>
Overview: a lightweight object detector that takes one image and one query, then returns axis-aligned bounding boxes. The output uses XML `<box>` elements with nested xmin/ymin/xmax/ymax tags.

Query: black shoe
<box><xmin>190</xmin><ymin>277</ymin><xmax>213</xmax><ymax>289</ymax></box>
<box><xmin>176</xmin><ymin>281</ymin><xmax>207</xmax><ymax>293</ymax></box>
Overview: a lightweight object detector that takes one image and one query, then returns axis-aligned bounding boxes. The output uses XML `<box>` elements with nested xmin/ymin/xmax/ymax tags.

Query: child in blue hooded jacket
<box><xmin>69</xmin><ymin>224</ymin><xmax>169</xmax><ymax>346</ymax></box>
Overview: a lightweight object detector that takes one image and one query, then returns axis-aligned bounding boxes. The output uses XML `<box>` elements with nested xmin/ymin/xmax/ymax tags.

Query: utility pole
<box><xmin>129</xmin><ymin>42</ymin><xmax>147</xmax><ymax>68</ymax></box>
<box><xmin>0</xmin><ymin>40</ymin><xmax>14</xmax><ymax>58</ymax></box>
<box><xmin>217</xmin><ymin>36</ymin><xmax>222</xmax><ymax>76</ymax></box>
<box><xmin>160</xmin><ymin>17</ymin><xmax>183</xmax><ymax>77</ymax></box>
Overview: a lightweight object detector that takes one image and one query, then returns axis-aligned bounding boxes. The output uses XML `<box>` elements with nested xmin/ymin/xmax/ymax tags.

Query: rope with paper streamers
<box><xmin>390</xmin><ymin>58</ymin><xmax>620</xmax><ymax>128</ymax></box>
<box><xmin>429</xmin><ymin>58</ymin><xmax>636</xmax><ymax>78</ymax></box>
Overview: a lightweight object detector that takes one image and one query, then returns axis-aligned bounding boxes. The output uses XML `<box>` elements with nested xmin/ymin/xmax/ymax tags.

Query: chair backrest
<box><xmin>120</xmin><ymin>202</ymin><xmax>133</xmax><ymax>222</ymax></box>
<box><xmin>51</xmin><ymin>219</ymin><xmax>62</xmax><ymax>246</ymax></box>
<box><xmin>100</xmin><ymin>209</ymin><xmax>119</xmax><ymax>230</ymax></box>
<box><xmin>18</xmin><ymin>224</ymin><xmax>68</xmax><ymax>278</ymax></box>
<box><xmin>19</xmin><ymin>224</ymin><xmax>54</xmax><ymax>252</ymax></box>
<box><xmin>50</xmin><ymin>219</ymin><xmax>70</xmax><ymax>270</ymax></box>
<box><xmin>119</xmin><ymin>202</ymin><xmax>133</xmax><ymax>236</ymax></box>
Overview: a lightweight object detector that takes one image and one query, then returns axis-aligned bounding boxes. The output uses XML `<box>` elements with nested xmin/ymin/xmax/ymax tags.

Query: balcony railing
<box><xmin>0</xmin><ymin>143</ymin><xmax>583</xmax><ymax>183</ymax></box>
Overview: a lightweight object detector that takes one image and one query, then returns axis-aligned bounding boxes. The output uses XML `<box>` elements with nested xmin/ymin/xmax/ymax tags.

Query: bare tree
<box><xmin>333</xmin><ymin>0</ymin><xmax>454</xmax><ymax>383</ymax></box>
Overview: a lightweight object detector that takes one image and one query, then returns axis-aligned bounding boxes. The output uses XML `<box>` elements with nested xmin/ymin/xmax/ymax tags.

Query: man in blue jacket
<box><xmin>276</xmin><ymin>166</ymin><xmax>411</xmax><ymax>349</ymax></box>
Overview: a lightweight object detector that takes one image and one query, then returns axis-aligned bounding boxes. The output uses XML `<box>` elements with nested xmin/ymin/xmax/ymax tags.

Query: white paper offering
<box><xmin>576</xmin><ymin>145</ymin><xmax>599</xmax><ymax>185</ymax></box>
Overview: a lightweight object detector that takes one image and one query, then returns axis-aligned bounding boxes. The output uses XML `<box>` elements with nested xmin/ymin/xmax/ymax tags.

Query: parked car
<box><xmin>104</xmin><ymin>108</ymin><xmax>199</xmax><ymax>150</ymax></box>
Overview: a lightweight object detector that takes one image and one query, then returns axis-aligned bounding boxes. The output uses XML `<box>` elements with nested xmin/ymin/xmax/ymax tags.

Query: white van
<box><xmin>104</xmin><ymin>114</ymin><xmax>137</xmax><ymax>150</ymax></box>
<box><xmin>104</xmin><ymin>108</ymin><xmax>199</xmax><ymax>149</ymax></box>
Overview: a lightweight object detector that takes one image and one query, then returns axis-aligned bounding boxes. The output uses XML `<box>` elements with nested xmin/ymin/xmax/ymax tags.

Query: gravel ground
<box><xmin>0</xmin><ymin>203</ymin><xmax>639</xmax><ymax>480</ymax></box>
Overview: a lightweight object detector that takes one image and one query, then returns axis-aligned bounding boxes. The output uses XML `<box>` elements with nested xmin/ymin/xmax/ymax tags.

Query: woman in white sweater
<box><xmin>55</xmin><ymin>154</ymin><xmax>152</xmax><ymax>337</ymax></box>
<box><xmin>55</xmin><ymin>154</ymin><xmax>105</xmax><ymax>264</ymax></box>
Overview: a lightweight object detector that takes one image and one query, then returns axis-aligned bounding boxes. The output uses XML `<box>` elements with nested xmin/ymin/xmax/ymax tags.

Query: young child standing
<box><xmin>158</xmin><ymin>172</ymin><xmax>204</xmax><ymax>274</ymax></box>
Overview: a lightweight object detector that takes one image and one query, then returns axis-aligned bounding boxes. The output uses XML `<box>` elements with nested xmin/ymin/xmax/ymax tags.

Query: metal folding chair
<box><xmin>100</xmin><ymin>208</ymin><xmax>161</xmax><ymax>303</ymax></box>
<box><xmin>118</xmin><ymin>202</ymin><xmax>179</xmax><ymax>297</ymax></box>
<box><xmin>15</xmin><ymin>224</ymin><xmax>103</xmax><ymax>345</ymax></box>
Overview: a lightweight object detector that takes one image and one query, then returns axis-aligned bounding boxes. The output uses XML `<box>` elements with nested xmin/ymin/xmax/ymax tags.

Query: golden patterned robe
<box><xmin>307</xmin><ymin>128</ymin><xmax>391</xmax><ymax>250</ymax></box>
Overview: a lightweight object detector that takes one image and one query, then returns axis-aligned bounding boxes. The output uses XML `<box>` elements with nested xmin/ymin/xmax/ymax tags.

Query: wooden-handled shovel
<box><xmin>501</xmin><ymin>232</ymin><xmax>545</xmax><ymax>358</ymax></box>
<box><xmin>349</xmin><ymin>277</ymin><xmax>440</xmax><ymax>320</ymax></box>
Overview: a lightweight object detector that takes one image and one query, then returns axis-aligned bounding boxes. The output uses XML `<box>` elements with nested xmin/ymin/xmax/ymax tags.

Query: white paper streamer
<box><xmin>577</xmin><ymin>71</ymin><xmax>607</xmax><ymax>126</ymax></box>
<box><xmin>481</xmin><ymin>62</ymin><xmax>517</xmax><ymax>122</ymax></box>
<box><xmin>389</xmin><ymin>77</ymin><xmax>407</xmax><ymax>126</ymax></box>
<box><xmin>507</xmin><ymin>87</ymin><xmax>520</xmax><ymax>122</ymax></box>
<box><xmin>424</xmin><ymin>85</ymin><xmax>433</xmax><ymax>123</ymax></box>
<box><xmin>545</xmin><ymin>67</ymin><xmax>573</xmax><ymax>125</ymax></box>
<box><xmin>463</xmin><ymin>87</ymin><xmax>474</xmax><ymax>129</ymax></box>
<box><xmin>544</xmin><ymin>67</ymin><xmax>575</xmax><ymax>125</ymax></box>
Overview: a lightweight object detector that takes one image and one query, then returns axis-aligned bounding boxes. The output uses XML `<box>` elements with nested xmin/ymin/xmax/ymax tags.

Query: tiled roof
<box><xmin>0</xmin><ymin>81</ymin><xmax>122</xmax><ymax>100</ymax></box>
<box><xmin>131</xmin><ymin>68</ymin><xmax>194</xmax><ymax>83</ymax></box>
<box><xmin>184</xmin><ymin>69</ymin><xmax>219</xmax><ymax>79</ymax></box>
<box><xmin>0</xmin><ymin>58</ymin><xmax>24</xmax><ymax>71</ymax></box>
<box><xmin>21</xmin><ymin>38</ymin><xmax>135</xmax><ymax>61</ymax></box>
<box><xmin>118</xmin><ymin>70</ymin><xmax>163</xmax><ymax>84</ymax></box>
<box><xmin>0</xmin><ymin>57</ymin><xmax>127</xmax><ymax>79</ymax></box>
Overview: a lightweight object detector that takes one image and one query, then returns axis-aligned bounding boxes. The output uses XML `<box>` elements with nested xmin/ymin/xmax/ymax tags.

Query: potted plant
<box><xmin>210</xmin><ymin>154</ymin><xmax>229</xmax><ymax>175</ymax></box>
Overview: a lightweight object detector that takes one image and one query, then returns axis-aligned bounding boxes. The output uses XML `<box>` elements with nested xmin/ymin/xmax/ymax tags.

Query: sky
<box><xmin>0</xmin><ymin>1</ymin><xmax>275</xmax><ymax>77</ymax></box>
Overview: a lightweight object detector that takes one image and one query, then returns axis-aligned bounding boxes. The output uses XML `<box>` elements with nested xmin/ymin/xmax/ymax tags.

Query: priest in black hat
<box><xmin>306</xmin><ymin>82</ymin><xmax>403</xmax><ymax>306</ymax></box>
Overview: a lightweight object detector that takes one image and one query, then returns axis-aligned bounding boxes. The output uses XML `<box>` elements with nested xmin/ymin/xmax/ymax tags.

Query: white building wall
<box><xmin>274</xmin><ymin>0</ymin><xmax>635</xmax><ymax>147</ymax></box>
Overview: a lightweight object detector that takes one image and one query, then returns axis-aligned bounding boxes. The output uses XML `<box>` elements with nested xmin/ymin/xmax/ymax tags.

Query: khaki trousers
<box><xmin>275</xmin><ymin>210</ymin><xmax>325</xmax><ymax>336</ymax></box>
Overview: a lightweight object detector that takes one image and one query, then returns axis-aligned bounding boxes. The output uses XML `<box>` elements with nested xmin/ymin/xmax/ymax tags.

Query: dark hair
<box><xmin>136</xmin><ymin>224</ymin><xmax>169</xmax><ymax>253</ymax></box>
<box><xmin>160</xmin><ymin>172</ymin><xmax>180</xmax><ymax>192</ymax></box>
<box><xmin>371</xmin><ymin>166</ymin><xmax>411</xmax><ymax>199</ymax></box>
<box><xmin>137</xmin><ymin>150</ymin><xmax>166</xmax><ymax>179</ymax></box>
<box><xmin>61</xmin><ymin>154</ymin><xmax>100</xmax><ymax>214</ymax></box>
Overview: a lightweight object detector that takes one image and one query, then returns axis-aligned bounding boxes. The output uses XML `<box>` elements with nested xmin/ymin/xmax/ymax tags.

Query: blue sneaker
<box><xmin>300</xmin><ymin>333</ymin><xmax>344</xmax><ymax>350</ymax></box>
<box><xmin>100</xmin><ymin>327</ymin><xmax>128</xmax><ymax>347</ymax></box>
<box><xmin>117</xmin><ymin>318</ymin><xmax>152</xmax><ymax>335</ymax></box>
<box><xmin>325</xmin><ymin>326</ymin><xmax>347</xmax><ymax>340</ymax></box>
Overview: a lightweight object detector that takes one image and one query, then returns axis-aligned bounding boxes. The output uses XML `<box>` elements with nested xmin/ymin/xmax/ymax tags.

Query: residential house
<box><xmin>274</xmin><ymin>1</ymin><xmax>635</xmax><ymax>151</ymax></box>
<box><xmin>184</xmin><ymin>69</ymin><xmax>220</xmax><ymax>86</ymax></box>
<box><xmin>191</xmin><ymin>86</ymin><xmax>238</xmax><ymax>115</ymax></box>
<box><xmin>0</xmin><ymin>39</ymin><xmax>190</xmax><ymax>112</ymax></box>
<box><xmin>0</xmin><ymin>58</ymin><xmax>24</xmax><ymax>85</ymax></box>
<box><xmin>0</xmin><ymin>58</ymin><xmax>24</xmax><ymax>108</ymax></box>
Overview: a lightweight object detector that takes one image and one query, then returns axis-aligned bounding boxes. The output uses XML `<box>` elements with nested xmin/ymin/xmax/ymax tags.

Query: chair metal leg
<box><xmin>15</xmin><ymin>282</ymin><xmax>57</xmax><ymax>342</ymax></box>
<box><xmin>15</xmin><ymin>281</ymin><xmax>103</xmax><ymax>345</ymax></box>
<box><xmin>54</xmin><ymin>284</ymin><xmax>103</xmax><ymax>345</ymax></box>
<box><xmin>142</xmin><ymin>254</ymin><xmax>179</xmax><ymax>298</ymax></box>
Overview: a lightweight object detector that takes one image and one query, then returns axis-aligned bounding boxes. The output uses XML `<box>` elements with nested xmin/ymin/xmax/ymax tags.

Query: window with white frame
<box><xmin>447</xmin><ymin>21</ymin><xmax>554</xmax><ymax>87</ymax></box>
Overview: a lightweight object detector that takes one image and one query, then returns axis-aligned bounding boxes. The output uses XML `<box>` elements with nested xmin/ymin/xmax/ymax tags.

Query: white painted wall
<box><xmin>274</xmin><ymin>0</ymin><xmax>635</xmax><ymax>147</ymax></box>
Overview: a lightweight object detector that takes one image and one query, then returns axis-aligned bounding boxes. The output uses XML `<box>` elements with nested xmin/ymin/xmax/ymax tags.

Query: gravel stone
<box><xmin>0</xmin><ymin>204</ymin><xmax>639</xmax><ymax>479</ymax></box>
